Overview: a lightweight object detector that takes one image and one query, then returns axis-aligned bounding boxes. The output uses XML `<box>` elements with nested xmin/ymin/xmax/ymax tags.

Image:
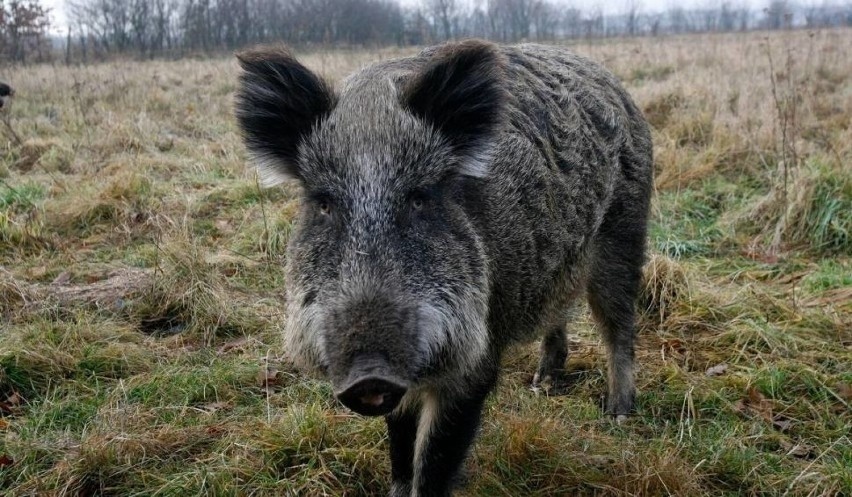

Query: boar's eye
<box><xmin>308</xmin><ymin>193</ymin><xmax>335</xmax><ymax>220</ymax></box>
<box><xmin>409</xmin><ymin>192</ymin><xmax>427</xmax><ymax>212</ymax></box>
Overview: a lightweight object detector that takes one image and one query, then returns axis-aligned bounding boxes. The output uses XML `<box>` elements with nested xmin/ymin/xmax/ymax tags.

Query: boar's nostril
<box><xmin>336</xmin><ymin>376</ymin><xmax>407</xmax><ymax>417</ymax></box>
<box><xmin>360</xmin><ymin>393</ymin><xmax>387</xmax><ymax>407</ymax></box>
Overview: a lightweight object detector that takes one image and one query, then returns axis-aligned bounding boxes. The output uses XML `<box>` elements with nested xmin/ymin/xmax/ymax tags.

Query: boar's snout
<box><xmin>335</xmin><ymin>355</ymin><xmax>408</xmax><ymax>416</ymax></box>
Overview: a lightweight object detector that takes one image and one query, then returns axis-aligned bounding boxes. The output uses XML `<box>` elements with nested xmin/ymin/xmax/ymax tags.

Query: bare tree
<box><xmin>584</xmin><ymin>5</ymin><xmax>604</xmax><ymax>39</ymax></box>
<box><xmin>0</xmin><ymin>0</ymin><xmax>51</xmax><ymax>62</ymax></box>
<box><xmin>719</xmin><ymin>1</ymin><xmax>736</xmax><ymax>30</ymax></box>
<box><xmin>428</xmin><ymin>0</ymin><xmax>457</xmax><ymax>40</ymax></box>
<box><xmin>529</xmin><ymin>0</ymin><xmax>557</xmax><ymax>40</ymax></box>
<box><xmin>625</xmin><ymin>0</ymin><xmax>641</xmax><ymax>36</ymax></box>
<box><xmin>667</xmin><ymin>6</ymin><xmax>690</xmax><ymax>33</ymax></box>
<box><xmin>764</xmin><ymin>0</ymin><xmax>792</xmax><ymax>29</ymax></box>
<box><xmin>466</xmin><ymin>0</ymin><xmax>490</xmax><ymax>39</ymax></box>
<box><xmin>698</xmin><ymin>5</ymin><xmax>718</xmax><ymax>31</ymax></box>
<box><xmin>490</xmin><ymin>0</ymin><xmax>535</xmax><ymax>41</ymax></box>
<box><xmin>560</xmin><ymin>6</ymin><xmax>583</xmax><ymax>39</ymax></box>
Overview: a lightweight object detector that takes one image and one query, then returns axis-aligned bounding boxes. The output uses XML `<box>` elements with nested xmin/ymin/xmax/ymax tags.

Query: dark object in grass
<box><xmin>235</xmin><ymin>40</ymin><xmax>653</xmax><ymax>497</ymax></box>
<box><xmin>0</xmin><ymin>82</ymin><xmax>13</xmax><ymax>110</ymax></box>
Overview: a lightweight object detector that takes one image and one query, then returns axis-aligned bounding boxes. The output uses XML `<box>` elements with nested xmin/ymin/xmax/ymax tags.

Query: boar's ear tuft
<box><xmin>235</xmin><ymin>46</ymin><xmax>335</xmax><ymax>185</ymax></box>
<box><xmin>403</xmin><ymin>40</ymin><xmax>507</xmax><ymax>178</ymax></box>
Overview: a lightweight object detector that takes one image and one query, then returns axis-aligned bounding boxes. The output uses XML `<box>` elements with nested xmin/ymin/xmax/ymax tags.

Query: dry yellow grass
<box><xmin>1</xmin><ymin>30</ymin><xmax>850</xmax><ymax>496</ymax></box>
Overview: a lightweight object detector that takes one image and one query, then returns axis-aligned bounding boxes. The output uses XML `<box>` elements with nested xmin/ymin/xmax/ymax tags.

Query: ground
<box><xmin>1</xmin><ymin>30</ymin><xmax>850</xmax><ymax>496</ymax></box>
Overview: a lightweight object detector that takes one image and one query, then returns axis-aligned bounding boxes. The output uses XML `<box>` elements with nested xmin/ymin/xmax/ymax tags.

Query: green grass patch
<box><xmin>802</xmin><ymin>259</ymin><xmax>852</xmax><ymax>293</ymax></box>
<box><xmin>0</xmin><ymin>181</ymin><xmax>45</xmax><ymax>212</ymax></box>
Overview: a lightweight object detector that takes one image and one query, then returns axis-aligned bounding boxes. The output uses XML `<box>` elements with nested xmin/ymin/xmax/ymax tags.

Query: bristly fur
<box><xmin>234</xmin><ymin>46</ymin><xmax>336</xmax><ymax>185</ymax></box>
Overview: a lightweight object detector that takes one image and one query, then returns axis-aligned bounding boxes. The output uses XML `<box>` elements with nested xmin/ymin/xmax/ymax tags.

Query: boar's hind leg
<box><xmin>533</xmin><ymin>303</ymin><xmax>581</xmax><ymax>391</ymax></box>
<box><xmin>532</xmin><ymin>325</ymin><xmax>568</xmax><ymax>389</ymax></box>
<box><xmin>587</xmin><ymin>195</ymin><xmax>648</xmax><ymax>417</ymax></box>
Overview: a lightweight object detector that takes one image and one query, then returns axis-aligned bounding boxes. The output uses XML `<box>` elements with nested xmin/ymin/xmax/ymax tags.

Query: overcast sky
<box><xmin>41</xmin><ymin>0</ymin><xmax>771</xmax><ymax>33</ymax></box>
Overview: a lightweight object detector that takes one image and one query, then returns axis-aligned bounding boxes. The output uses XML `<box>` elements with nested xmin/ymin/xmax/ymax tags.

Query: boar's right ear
<box><xmin>235</xmin><ymin>47</ymin><xmax>335</xmax><ymax>185</ymax></box>
<box><xmin>403</xmin><ymin>40</ymin><xmax>507</xmax><ymax>178</ymax></box>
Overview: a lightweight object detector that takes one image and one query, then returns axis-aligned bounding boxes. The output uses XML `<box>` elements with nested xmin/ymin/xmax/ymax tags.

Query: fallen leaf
<box><xmin>51</xmin><ymin>271</ymin><xmax>71</xmax><ymax>285</ymax></box>
<box><xmin>257</xmin><ymin>367</ymin><xmax>281</xmax><ymax>389</ymax></box>
<box><xmin>780</xmin><ymin>439</ymin><xmax>814</xmax><ymax>458</ymax></box>
<box><xmin>661</xmin><ymin>339</ymin><xmax>687</xmax><ymax>360</ymax></box>
<box><xmin>0</xmin><ymin>455</ymin><xmax>12</xmax><ymax>467</ymax></box>
<box><xmin>0</xmin><ymin>418</ymin><xmax>9</xmax><ymax>429</ymax></box>
<box><xmin>747</xmin><ymin>387</ymin><xmax>766</xmax><ymax>405</ymax></box>
<box><xmin>217</xmin><ymin>337</ymin><xmax>250</xmax><ymax>355</ymax></box>
<box><xmin>772</xmin><ymin>416</ymin><xmax>793</xmax><ymax>432</ymax></box>
<box><xmin>0</xmin><ymin>391</ymin><xmax>23</xmax><ymax>415</ymax></box>
<box><xmin>734</xmin><ymin>387</ymin><xmax>773</xmax><ymax>420</ymax></box>
<box><xmin>705</xmin><ymin>363</ymin><xmax>728</xmax><ymax>376</ymax></box>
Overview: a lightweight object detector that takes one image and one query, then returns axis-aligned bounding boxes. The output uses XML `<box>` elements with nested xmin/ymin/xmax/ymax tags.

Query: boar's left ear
<box><xmin>403</xmin><ymin>40</ymin><xmax>507</xmax><ymax>178</ymax></box>
<box><xmin>235</xmin><ymin>46</ymin><xmax>336</xmax><ymax>185</ymax></box>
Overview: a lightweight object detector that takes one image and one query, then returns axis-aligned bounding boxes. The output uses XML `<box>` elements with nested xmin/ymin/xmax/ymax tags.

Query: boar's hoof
<box><xmin>531</xmin><ymin>370</ymin><xmax>579</xmax><ymax>397</ymax></box>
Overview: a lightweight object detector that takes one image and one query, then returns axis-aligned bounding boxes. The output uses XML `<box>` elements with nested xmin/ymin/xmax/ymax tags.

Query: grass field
<box><xmin>1</xmin><ymin>29</ymin><xmax>850</xmax><ymax>496</ymax></box>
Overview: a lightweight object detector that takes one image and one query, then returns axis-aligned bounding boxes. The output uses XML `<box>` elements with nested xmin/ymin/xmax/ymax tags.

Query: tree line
<box><xmin>3</xmin><ymin>0</ymin><xmax>852</xmax><ymax>63</ymax></box>
<box><xmin>1</xmin><ymin>1</ymin><xmax>52</xmax><ymax>62</ymax></box>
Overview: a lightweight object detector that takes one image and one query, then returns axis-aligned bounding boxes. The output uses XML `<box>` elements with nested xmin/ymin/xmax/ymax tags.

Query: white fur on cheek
<box><xmin>416</xmin><ymin>284</ymin><xmax>490</xmax><ymax>376</ymax></box>
<box><xmin>282</xmin><ymin>290</ymin><xmax>329</xmax><ymax>373</ymax></box>
<box><xmin>451</xmin><ymin>287</ymin><xmax>490</xmax><ymax>372</ymax></box>
<box><xmin>416</xmin><ymin>304</ymin><xmax>448</xmax><ymax>359</ymax></box>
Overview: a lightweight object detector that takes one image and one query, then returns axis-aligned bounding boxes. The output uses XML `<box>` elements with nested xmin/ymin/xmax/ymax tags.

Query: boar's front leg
<box><xmin>388</xmin><ymin>366</ymin><xmax>498</xmax><ymax>497</ymax></box>
<box><xmin>413</xmin><ymin>391</ymin><xmax>490</xmax><ymax>496</ymax></box>
<box><xmin>386</xmin><ymin>410</ymin><xmax>417</xmax><ymax>497</ymax></box>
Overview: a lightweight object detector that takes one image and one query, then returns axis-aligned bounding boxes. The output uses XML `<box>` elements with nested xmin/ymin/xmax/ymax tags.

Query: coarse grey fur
<box><xmin>235</xmin><ymin>40</ymin><xmax>653</xmax><ymax>497</ymax></box>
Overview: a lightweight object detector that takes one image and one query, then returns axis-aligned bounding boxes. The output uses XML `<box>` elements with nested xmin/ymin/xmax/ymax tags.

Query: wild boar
<box><xmin>235</xmin><ymin>39</ymin><xmax>652</xmax><ymax>497</ymax></box>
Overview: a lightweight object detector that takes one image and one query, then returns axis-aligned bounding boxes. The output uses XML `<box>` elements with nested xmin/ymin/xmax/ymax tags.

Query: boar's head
<box><xmin>235</xmin><ymin>41</ymin><xmax>506</xmax><ymax>416</ymax></box>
